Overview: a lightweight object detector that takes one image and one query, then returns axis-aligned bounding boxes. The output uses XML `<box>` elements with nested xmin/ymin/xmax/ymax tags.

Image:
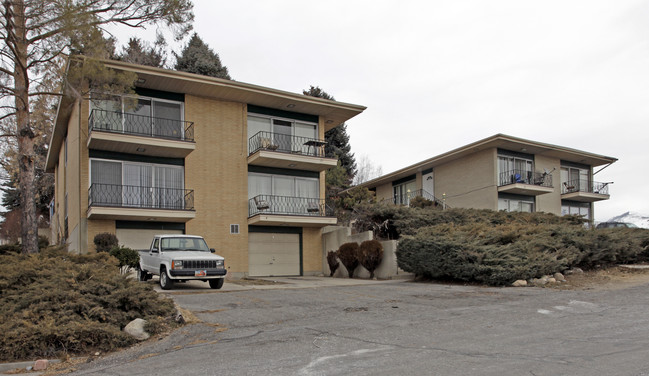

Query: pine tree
<box><xmin>120</xmin><ymin>35</ymin><xmax>168</xmax><ymax>68</ymax></box>
<box><xmin>174</xmin><ymin>33</ymin><xmax>231</xmax><ymax>79</ymax></box>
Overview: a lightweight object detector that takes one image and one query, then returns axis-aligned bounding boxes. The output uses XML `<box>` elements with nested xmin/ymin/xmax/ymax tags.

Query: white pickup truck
<box><xmin>137</xmin><ymin>234</ymin><xmax>226</xmax><ymax>290</ymax></box>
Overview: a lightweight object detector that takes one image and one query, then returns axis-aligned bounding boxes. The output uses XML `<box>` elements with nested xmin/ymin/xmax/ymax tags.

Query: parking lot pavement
<box><xmin>146</xmin><ymin>275</ymin><xmax>414</xmax><ymax>293</ymax></box>
<box><xmin>64</xmin><ymin>279</ymin><xmax>649</xmax><ymax>376</ymax></box>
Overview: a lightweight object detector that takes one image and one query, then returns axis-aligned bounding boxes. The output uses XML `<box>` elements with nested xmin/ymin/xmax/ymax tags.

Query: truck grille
<box><xmin>184</xmin><ymin>260</ymin><xmax>221</xmax><ymax>269</ymax></box>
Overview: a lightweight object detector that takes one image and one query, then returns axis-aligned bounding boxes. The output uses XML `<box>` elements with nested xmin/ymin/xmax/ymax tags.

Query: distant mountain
<box><xmin>606</xmin><ymin>212</ymin><xmax>649</xmax><ymax>229</ymax></box>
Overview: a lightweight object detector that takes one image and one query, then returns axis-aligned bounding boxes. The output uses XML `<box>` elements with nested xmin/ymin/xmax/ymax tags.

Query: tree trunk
<box><xmin>9</xmin><ymin>0</ymin><xmax>38</xmax><ymax>253</ymax></box>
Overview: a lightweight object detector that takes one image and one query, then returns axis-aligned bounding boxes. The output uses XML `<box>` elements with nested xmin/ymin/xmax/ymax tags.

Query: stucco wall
<box><xmin>534</xmin><ymin>155</ymin><xmax>561</xmax><ymax>215</ymax></box>
<box><xmin>435</xmin><ymin>148</ymin><xmax>498</xmax><ymax>210</ymax></box>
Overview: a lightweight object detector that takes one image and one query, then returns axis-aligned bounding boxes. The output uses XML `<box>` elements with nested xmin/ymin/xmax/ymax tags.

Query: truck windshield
<box><xmin>160</xmin><ymin>237</ymin><xmax>210</xmax><ymax>252</ymax></box>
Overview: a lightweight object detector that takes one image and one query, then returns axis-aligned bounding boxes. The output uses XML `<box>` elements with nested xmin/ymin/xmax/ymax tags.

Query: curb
<box><xmin>0</xmin><ymin>359</ymin><xmax>60</xmax><ymax>374</ymax></box>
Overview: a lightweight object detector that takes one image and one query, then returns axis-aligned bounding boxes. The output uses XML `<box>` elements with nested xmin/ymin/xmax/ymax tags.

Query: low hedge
<box><xmin>0</xmin><ymin>249</ymin><xmax>179</xmax><ymax>361</ymax></box>
<box><xmin>397</xmin><ymin>221</ymin><xmax>649</xmax><ymax>286</ymax></box>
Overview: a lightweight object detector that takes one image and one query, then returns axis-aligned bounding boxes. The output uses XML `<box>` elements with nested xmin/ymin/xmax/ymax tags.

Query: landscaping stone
<box><xmin>548</xmin><ymin>277</ymin><xmax>557</xmax><ymax>283</ymax></box>
<box><xmin>512</xmin><ymin>280</ymin><xmax>527</xmax><ymax>287</ymax></box>
<box><xmin>565</xmin><ymin>268</ymin><xmax>584</xmax><ymax>275</ymax></box>
<box><xmin>123</xmin><ymin>318</ymin><xmax>149</xmax><ymax>341</ymax></box>
<box><xmin>554</xmin><ymin>272</ymin><xmax>566</xmax><ymax>282</ymax></box>
<box><xmin>33</xmin><ymin>359</ymin><xmax>48</xmax><ymax>371</ymax></box>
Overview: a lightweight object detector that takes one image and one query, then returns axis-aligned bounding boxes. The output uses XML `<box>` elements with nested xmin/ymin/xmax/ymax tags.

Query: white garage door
<box><xmin>249</xmin><ymin>233</ymin><xmax>300</xmax><ymax>277</ymax></box>
<box><xmin>116</xmin><ymin>229</ymin><xmax>184</xmax><ymax>251</ymax></box>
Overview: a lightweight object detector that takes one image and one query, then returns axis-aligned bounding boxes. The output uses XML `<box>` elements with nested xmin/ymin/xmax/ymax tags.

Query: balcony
<box><xmin>248</xmin><ymin>195</ymin><xmax>337</xmax><ymax>227</ymax></box>
<box><xmin>247</xmin><ymin>131</ymin><xmax>337</xmax><ymax>172</ymax></box>
<box><xmin>87</xmin><ymin>109</ymin><xmax>196</xmax><ymax>158</ymax></box>
<box><xmin>561</xmin><ymin>179</ymin><xmax>610</xmax><ymax>202</ymax></box>
<box><xmin>391</xmin><ymin>189</ymin><xmax>448</xmax><ymax>208</ymax></box>
<box><xmin>498</xmin><ymin>169</ymin><xmax>554</xmax><ymax>196</ymax></box>
<box><xmin>87</xmin><ymin>183</ymin><xmax>196</xmax><ymax>222</ymax></box>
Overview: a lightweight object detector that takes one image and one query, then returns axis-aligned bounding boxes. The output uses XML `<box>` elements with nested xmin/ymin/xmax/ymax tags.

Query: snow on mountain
<box><xmin>607</xmin><ymin>212</ymin><xmax>649</xmax><ymax>229</ymax></box>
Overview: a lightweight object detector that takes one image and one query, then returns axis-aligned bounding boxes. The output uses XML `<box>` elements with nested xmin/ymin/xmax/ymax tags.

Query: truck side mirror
<box><xmin>210</xmin><ymin>248</ymin><xmax>216</xmax><ymax>253</ymax></box>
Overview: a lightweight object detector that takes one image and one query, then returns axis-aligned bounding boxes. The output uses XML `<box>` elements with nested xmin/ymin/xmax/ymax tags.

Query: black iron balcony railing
<box><xmin>89</xmin><ymin>183</ymin><xmax>194</xmax><ymax>210</ymax></box>
<box><xmin>248</xmin><ymin>131</ymin><xmax>328</xmax><ymax>158</ymax></box>
<box><xmin>561</xmin><ymin>179</ymin><xmax>610</xmax><ymax>195</ymax></box>
<box><xmin>498</xmin><ymin>169</ymin><xmax>553</xmax><ymax>188</ymax></box>
<box><xmin>392</xmin><ymin>189</ymin><xmax>448</xmax><ymax>208</ymax></box>
<box><xmin>89</xmin><ymin>109</ymin><xmax>194</xmax><ymax>142</ymax></box>
<box><xmin>248</xmin><ymin>194</ymin><xmax>334</xmax><ymax>217</ymax></box>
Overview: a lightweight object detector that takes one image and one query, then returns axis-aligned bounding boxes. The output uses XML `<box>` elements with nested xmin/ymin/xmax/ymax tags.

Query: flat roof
<box><xmin>46</xmin><ymin>57</ymin><xmax>366</xmax><ymax>171</ymax></box>
<box><xmin>356</xmin><ymin>133</ymin><xmax>618</xmax><ymax>189</ymax></box>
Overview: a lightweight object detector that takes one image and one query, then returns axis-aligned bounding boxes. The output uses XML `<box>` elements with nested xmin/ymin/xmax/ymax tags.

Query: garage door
<box><xmin>249</xmin><ymin>233</ymin><xmax>300</xmax><ymax>277</ymax></box>
<box><xmin>116</xmin><ymin>228</ymin><xmax>183</xmax><ymax>251</ymax></box>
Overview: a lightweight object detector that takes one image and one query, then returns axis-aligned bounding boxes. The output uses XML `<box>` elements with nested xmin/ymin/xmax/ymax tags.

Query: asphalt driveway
<box><xmin>64</xmin><ymin>278</ymin><xmax>649</xmax><ymax>376</ymax></box>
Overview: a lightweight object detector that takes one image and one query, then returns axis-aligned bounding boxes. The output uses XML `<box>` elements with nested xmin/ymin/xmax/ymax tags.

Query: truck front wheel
<box><xmin>137</xmin><ymin>266</ymin><xmax>147</xmax><ymax>282</ymax></box>
<box><xmin>209</xmin><ymin>278</ymin><xmax>224</xmax><ymax>289</ymax></box>
<box><xmin>159</xmin><ymin>267</ymin><xmax>173</xmax><ymax>290</ymax></box>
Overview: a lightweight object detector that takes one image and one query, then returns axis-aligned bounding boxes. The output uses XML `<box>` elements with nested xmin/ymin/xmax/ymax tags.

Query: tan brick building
<box><xmin>356</xmin><ymin>134</ymin><xmax>616</xmax><ymax>224</ymax></box>
<box><xmin>46</xmin><ymin>59</ymin><xmax>365</xmax><ymax>277</ymax></box>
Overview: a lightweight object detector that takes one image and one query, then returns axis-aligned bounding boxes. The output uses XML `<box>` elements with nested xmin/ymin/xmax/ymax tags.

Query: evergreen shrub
<box><xmin>337</xmin><ymin>242</ymin><xmax>359</xmax><ymax>278</ymax></box>
<box><xmin>358</xmin><ymin>240</ymin><xmax>383</xmax><ymax>279</ymax></box>
<box><xmin>109</xmin><ymin>246</ymin><xmax>141</xmax><ymax>274</ymax></box>
<box><xmin>326</xmin><ymin>250</ymin><xmax>340</xmax><ymax>277</ymax></box>
<box><xmin>0</xmin><ymin>250</ymin><xmax>179</xmax><ymax>361</ymax></box>
<box><xmin>94</xmin><ymin>232</ymin><xmax>118</xmax><ymax>252</ymax></box>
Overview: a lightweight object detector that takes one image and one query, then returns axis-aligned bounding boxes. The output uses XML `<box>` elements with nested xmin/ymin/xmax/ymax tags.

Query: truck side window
<box><xmin>152</xmin><ymin>239</ymin><xmax>159</xmax><ymax>252</ymax></box>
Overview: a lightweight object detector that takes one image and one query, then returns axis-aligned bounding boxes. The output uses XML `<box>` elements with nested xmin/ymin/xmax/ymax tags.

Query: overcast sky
<box><xmin>122</xmin><ymin>0</ymin><xmax>649</xmax><ymax>221</ymax></box>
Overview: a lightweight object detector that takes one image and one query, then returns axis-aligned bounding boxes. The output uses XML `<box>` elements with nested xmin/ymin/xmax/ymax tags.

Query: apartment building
<box><xmin>45</xmin><ymin>59</ymin><xmax>365</xmax><ymax>277</ymax></box>
<box><xmin>356</xmin><ymin>134</ymin><xmax>616</xmax><ymax>222</ymax></box>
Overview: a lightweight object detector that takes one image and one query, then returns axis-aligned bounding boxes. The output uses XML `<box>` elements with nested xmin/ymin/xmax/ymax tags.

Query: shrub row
<box><xmin>396</xmin><ymin>219</ymin><xmax>649</xmax><ymax>286</ymax></box>
<box><xmin>328</xmin><ymin>240</ymin><xmax>384</xmax><ymax>278</ymax></box>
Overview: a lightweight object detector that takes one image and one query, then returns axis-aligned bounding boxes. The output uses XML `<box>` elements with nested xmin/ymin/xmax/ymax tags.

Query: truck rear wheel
<box><xmin>209</xmin><ymin>278</ymin><xmax>224</xmax><ymax>289</ymax></box>
<box><xmin>136</xmin><ymin>266</ymin><xmax>147</xmax><ymax>282</ymax></box>
<box><xmin>159</xmin><ymin>267</ymin><xmax>173</xmax><ymax>290</ymax></box>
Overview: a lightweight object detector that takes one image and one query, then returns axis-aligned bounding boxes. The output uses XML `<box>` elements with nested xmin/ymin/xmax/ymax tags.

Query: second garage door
<box><xmin>248</xmin><ymin>232</ymin><xmax>300</xmax><ymax>277</ymax></box>
<box><xmin>116</xmin><ymin>228</ymin><xmax>184</xmax><ymax>251</ymax></box>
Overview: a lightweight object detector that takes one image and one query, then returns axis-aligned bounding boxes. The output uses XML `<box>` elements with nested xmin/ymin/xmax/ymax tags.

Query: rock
<box><xmin>123</xmin><ymin>318</ymin><xmax>150</xmax><ymax>341</ymax></box>
<box><xmin>531</xmin><ymin>277</ymin><xmax>547</xmax><ymax>286</ymax></box>
<box><xmin>554</xmin><ymin>272</ymin><xmax>566</xmax><ymax>282</ymax></box>
<box><xmin>33</xmin><ymin>359</ymin><xmax>48</xmax><ymax>371</ymax></box>
<box><xmin>548</xmin><ymin>277</ymin><xmax>557</xmax><ymax>283</ymax></box>
<box><xmin>565</xmin><ymin>268</ymin><xmax>583</xmax><ymax>275</ymax></box>
<box><xmin>512</xmin><ymin>280</ymin><xmax>527</xmax><ymax>287</ymax></box>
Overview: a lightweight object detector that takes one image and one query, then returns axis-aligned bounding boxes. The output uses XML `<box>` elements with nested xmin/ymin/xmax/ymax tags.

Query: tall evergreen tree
<box><xmin>120</xmin><ymin>35</ymin><xmax>168</xmax><ymax>68</ymax></box>
<box><xmin>174</xmin><ymin>33</ymin><xmax>231</xmax><ymax>79</ymax></box>
<box><xmin>303</xmin><ymin>86</ymin><xmax>357</xmax><ymax>185</ymax></box>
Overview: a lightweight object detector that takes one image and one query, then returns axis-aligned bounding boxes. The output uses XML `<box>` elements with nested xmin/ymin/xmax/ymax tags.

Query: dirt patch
<box><xmin>552</xmin><ymin>266</ymin><xmax>649</xmax><ymax>291</ymax></box>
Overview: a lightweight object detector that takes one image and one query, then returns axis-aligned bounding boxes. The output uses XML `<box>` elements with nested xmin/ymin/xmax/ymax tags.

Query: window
<box><xmin>247</xmin><ymin>114</ymin><xmax>317</xmax><ymax>154</ymax></box>
<box><xmin>498</xmin><ymin>194</ymin><xmax>534</xmax><ymax>213</ymax></box>
<box><xmin>90</xmin><ymin>94</ymin><xmax>184</xmax><ymax>139</ymax></box>
<box><xmin>90</xmin><ymin>159</ymin><xmax>184</xmax><ymax>208</ymax></box>
<box><xmin>248</xmin><ymin>172</ymin><xmax>319</xmax><ymax>199</ymax></box>
<box><xmin>230</xmin><ymin>224</ymin><xmax>240</xmax><ymax>234</ymax></box>
<box><xmin>393</xmin><ymin>180</ymin><xmax>417</xmax><ymax>205</ymax></box>
<box><xmin>561</xmin><ymin>201</ymin><xmax>591</xmax><ymax>220</ymax></box>
<box><xmin>498</xmin><ymin>154</ymin><xmax>534</xmax><ymax>185</ymax></box>
<box><xmin>561</xmin><ymin>166</ymin><xmax>590</xmax><ymax>193</ymax></box>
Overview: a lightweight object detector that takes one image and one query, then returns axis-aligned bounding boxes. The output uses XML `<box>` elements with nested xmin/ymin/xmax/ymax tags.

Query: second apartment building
<box><xmin>46</xmin><ymin>59</ymin><xmax>366</xmax><ymax>277</ymax></box>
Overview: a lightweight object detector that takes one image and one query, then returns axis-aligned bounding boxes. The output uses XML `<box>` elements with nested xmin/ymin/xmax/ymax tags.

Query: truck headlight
<box><xmin>172</xmin><ymin>260</ymin><xmax>183</xmax><ymax>269</ymax></box>
<box><xmin>216</xmin><ymin>260</ymin><xmax>224</xmax><ymax>269</ymax></box>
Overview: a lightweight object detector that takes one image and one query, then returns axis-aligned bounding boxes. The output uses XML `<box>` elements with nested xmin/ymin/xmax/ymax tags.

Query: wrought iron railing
<box><xmin>391</xmin><ymin>189</ymin><xmax>448</xmax><ymax>208</ymax></box>
<box><xmin>561</xmin><ymin>179</ymin><xmax>610</xmax><ymax>195</ymax></box>
<box><xmin>89</xmin><ymin>109</ymin><xmax>194</xmax><ymax>142</ymax></box>
<box><xmin>248</xmin><ymin>131</ymin><xmax>328</xmax><ymax>158</ymax></box>
<box><xmin>88</xmin><ymin>184</ymin><xmax>194</xmax><ymax>210</ymax></box>
<box><xmin>498</xmin><ymin>169</ymin><xmax>553</xmax><ymax>188</ymax></box>
<box><xmin>248</xmin><ymin>195</ymin><xmax>334</xmax><ymax>217</ymax></box>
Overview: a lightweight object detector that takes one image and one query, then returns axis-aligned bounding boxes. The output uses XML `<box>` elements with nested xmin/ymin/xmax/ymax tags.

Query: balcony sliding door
<box><xmin>90</xmin><ymin>160</ymin><xmax>122</xmax><ymax>206</ymax></box>
<box><xmin>154</xmin><ymin>166</ymin><xmax>184</xmax><ymax>209</ymax></box>
<box><xmin>153</xmin><ymin>101</ymin><xmax>183</xmax><ymax>139</ymax></box>
<box><xmin>123</xmin><ymin>163</ymin><xmax>153</xmax><ymax>208</ymax></box>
